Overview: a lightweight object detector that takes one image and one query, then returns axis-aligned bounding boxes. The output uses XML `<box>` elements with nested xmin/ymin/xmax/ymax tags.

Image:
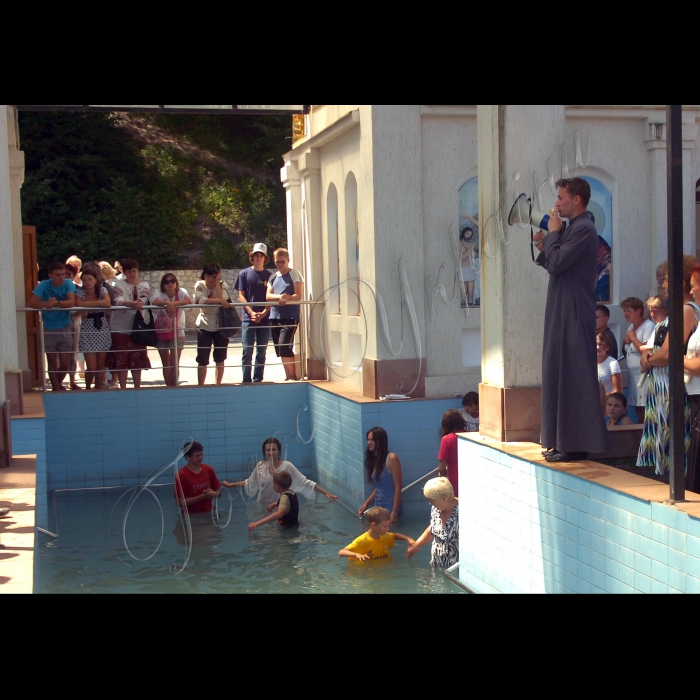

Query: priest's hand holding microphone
<box><xmin>533</xmin><ymin>206</ymin><xmax>563</xmax><ymax>252</ymax></box>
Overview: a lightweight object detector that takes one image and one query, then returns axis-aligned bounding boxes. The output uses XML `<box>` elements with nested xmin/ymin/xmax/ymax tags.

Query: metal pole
<box><xmin>38</xmin><ymin>313</ymin><xmax>48</xmax><ymax>393</ymax></box>
<box><xmin>667</xmin><ymin>104</ymin><xmax>685</xmax><ymax>503</ymax></box>
<box><xmin>173</xmin><ymin>319</ymin><xmax>179</xmax><ymax>389</ymax></box>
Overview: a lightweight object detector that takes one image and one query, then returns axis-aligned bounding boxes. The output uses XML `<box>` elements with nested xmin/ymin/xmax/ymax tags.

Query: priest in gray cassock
<box><xmin>533</xmin><ymin>177</ymin><xmax>610</xmax><ymax>463</ymax></box>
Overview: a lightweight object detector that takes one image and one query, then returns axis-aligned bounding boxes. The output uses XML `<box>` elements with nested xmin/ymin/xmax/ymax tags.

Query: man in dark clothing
<box><xmin>534</xmin><ymin>178</ymin><xmax>610</xmax><ymax>463</ymax></box>
<box><xmin>235</xmin><ymin>243</ymin><xmax>273</xmax><ymax>383</ymax></box>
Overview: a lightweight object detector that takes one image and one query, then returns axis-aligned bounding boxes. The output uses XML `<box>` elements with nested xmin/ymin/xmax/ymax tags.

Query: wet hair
<box><xmin>596</xmin><ymin>304</ymin><xmax>611</xmax><ymax>318</ymax></box>
<box><xmin>365</xmin><ymin>507</ymin><xmax>391</xmax><ymax>526</ymax></box>
<box><xmin>365</xmin><ymin>427</ymin><xmax>389</xmax><ymax>484</ymax></box>
<box><xmin>597</xmin><ymin>333</ymin><xmax>611</xmax><ymax>349</ymax></box>
<box><xmin>424</xmin><ymin>477</ymin><xmax>455</xmax><ymax>501</ymax></box>
<box><xmin>64</xmin><ymin>263</ymin><xmax>78</xmax><ymax>279</ymax></box>
<box><xmin>263</xmin><ymin>437</ymin><xmax>283</xmax><ymax>455</ymax></box>
<box><xmin>48</xmin><ymin>262</ymin><xmax>66</xmax><ymax>274</ymax></box>
<box><xmin>160</xmin><ymin>273</ymin><xmax>180</xmax><ymax>294</ymax></box>
<box><xmin>185</xmin><ymin>441</ymin><xmax>204</xmax><ymax>457</ymax></box>
<box><xmin>121</xmin><ymin>258</ymin><xmax>139</xmax><ymax>272</ymax></box>
<box><xmin>462</xmin><ymin>391</ymin><xmax>479</xmax><ymax>407</ymax></box>
<box><xmin>556</xmin><ymin>177</ymin><xmax>592</xmax><ymax>207</ymax></box>
<box><xmin>647</xmin><ymin>295</ymin><xmax>669</xmax><ymax>312</ymax></box>
<box><xmin>607</xmin><ymin>392</ymin><xmax>628</xmax><ymax>409</ymax></box>
<box><xmin>621</xmin><ymin>297</ymin><xmax>644</xmax><ymax>314</ymax></box>
<box><xmin>441</xmin><ymin>409</ymin><xmax>467</xmax><ymax>437</ymax></box>
<box><xmin>201</xmin><ymin>263</ymin><xmax>221</xmax><ymax>279</ymax></box>
<box><xmin>273</xmin><ymin>471</ymin><xmax>293</xmax><ymax>491</ymax></box>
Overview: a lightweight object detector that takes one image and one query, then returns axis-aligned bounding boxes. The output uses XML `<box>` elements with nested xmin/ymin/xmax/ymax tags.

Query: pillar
<box><xmin>478</xmin><ymin>105</ymin><xmax>566</xmax><ymax>442</ymax></box>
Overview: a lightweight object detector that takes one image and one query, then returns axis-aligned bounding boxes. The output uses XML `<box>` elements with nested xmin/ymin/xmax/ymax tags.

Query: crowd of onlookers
<box><xmin>28</xmin><ymin>243</ymin><xmax>305</xmax><ymax>392</ymax></box>
<box><xmin>593</xmin><ymin>258</ymin><xmax>700</xmax><ymax>489</ymax></box>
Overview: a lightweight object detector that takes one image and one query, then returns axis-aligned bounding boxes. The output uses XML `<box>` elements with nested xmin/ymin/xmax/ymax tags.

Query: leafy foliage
<box><xmin>19</xmin><ymin>111</ymin><xmax>291</xmax><ymax>272</ymax></box>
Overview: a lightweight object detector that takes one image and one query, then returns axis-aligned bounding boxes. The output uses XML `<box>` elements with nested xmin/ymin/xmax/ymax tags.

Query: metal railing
<box><xmin>26</xmin><ymin>301</ymin><xmax>319</xmax><ymax>393</ymax></box>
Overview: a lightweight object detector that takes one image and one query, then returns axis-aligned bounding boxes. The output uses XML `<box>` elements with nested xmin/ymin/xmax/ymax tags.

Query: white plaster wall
<box><xmin>316</xmin><ymin>113</ymin><xmax>368</xmax><ymax>392</ymax></box>
<box><xmin>421</xmin><ymin>110</ymin><xmax>480</xmax><ymax>395</ymax></box>
<box><xmin>0</xmin><ymin>106</ymin><xmax>19</xmax><ymax>400</ymax></box>
<box><xmin>369</xmin><ymin>106</ymin><xmax>426</xmax><ymax>368</ymax></box>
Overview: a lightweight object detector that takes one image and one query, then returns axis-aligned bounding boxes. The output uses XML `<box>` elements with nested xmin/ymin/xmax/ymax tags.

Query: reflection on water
<box><xmin>35</xmin><ymin>489</ymin><xmax>464</xmax><ymax>595</ymax></box>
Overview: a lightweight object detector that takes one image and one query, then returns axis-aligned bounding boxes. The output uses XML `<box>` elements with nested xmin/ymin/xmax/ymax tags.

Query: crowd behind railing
<box><xmin>27</xmin><ymin>243</ymin><xmax>311</xmax><ymax>393</ymax></box>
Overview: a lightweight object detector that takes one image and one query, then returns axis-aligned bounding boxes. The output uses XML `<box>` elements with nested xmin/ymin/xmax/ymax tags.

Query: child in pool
<box><xmin>248</xmin><ymin>471</ymin><xmax>299</xmax><ymax>531</ymax></box>
<box><xmin>339</xmin><ymin>507</ymin><xmax>415</xmax><ymax>562</ymax></box>
<box><xmin>605</xmin><ymin>392</ymin><xmax>634</xmax><ymax>427</ymax></box>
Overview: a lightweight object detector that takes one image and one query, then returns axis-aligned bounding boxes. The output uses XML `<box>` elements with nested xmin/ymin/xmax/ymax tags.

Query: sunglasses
<box><xmin>164</xmin><ymin>279</ymin><xmax>177</xmax><ymax>284</ymax></box>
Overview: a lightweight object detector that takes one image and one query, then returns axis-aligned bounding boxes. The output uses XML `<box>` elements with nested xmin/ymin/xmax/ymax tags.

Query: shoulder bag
<box><xmin>218</xmin><ymin>292</ymin><xmax>242</xmax><ymax>339</ymax></box>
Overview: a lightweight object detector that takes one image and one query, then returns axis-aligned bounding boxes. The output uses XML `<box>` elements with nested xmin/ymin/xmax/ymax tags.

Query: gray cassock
<box><xmin>536</xmin><ymin>212</ymin><xmax>610</xmax><ymax>454</ymax></box>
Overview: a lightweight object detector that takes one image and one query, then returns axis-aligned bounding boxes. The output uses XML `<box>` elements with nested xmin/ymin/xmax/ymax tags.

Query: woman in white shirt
<box><xmin>152</xmin><ymin>274</ymin><xmax>191</xmax><ymax>388</ymax></box>
<box><xmin>622</xmin><ymin>297</ymin><xmax>656</xmax><ymax>423</ymax></box>
<box><xmin>223</xmin><ymin>437</ymin><xmax>338</xmax><ymax>505</ymax></box>
<box><xmin>194</xmin><ymin>263</ymin><xmax>233</xmax><ymax>386</ymax></box>
<box><xmin>597</xmin><ymin>334</ymin><xmax>622</xmax><ymax>396</ymax></box>
<box><xmin>683</xmin><ymin>267</ymin><xmax>700</xmax><ymax>492</ymax></box>
<box><xmin>107</xmin><ymin>258</ymin><xmax>152</xmax><ymax>389</ymax></box>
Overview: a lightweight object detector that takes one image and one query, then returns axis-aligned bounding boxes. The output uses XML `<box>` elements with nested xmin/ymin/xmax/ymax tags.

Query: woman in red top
<box><xmin>437</xmin><ymin>410</ymin><xmax>467</xmax><ymax>497</ymax></box>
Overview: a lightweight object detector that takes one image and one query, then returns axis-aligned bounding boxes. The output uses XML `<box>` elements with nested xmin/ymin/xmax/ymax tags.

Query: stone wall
<box><xmin>139</xmin><ymin>269</ymin><xmax>242</xmax><ymax>331</ymax></box>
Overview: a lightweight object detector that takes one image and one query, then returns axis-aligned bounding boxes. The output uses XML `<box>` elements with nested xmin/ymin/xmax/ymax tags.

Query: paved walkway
<box><xmin>0</xmin><ymin>456</ymin><xmax>36</xmax><ymax>594</ymax></box>
<box><xmin>67</xmin><ymin>339</ymin><xmax>290</xmax><ymax>390</ymax></box>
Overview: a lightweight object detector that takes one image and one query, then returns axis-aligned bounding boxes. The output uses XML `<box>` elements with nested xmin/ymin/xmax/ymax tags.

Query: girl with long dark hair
<box><xmin>359</xmin><ymin>427</ymin><xmax>403</xmax><ymax>524</ymax></box>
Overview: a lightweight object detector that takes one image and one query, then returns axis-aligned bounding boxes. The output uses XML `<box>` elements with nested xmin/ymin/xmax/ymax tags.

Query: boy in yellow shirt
<box><xmin>339</xmin><ymin>507</ymin><xmax>415</xmax><ymax>562</ymax></box>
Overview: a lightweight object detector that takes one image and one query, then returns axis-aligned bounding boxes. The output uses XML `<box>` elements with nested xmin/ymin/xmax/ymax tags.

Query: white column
<box><xmin>7</xmin><ymin>107</ymin><xmax>25</xmax><ymax>376</ymax></box>
<box><xmin>646</xmin><ymin>120</ymin><xmax>668</xmax><ymax>279</ymax></box>
<box><xmin>478</xmin><ymin>105</ymin><xmax>565</xmax><ymax>442</ymax></box>
<box><xmin>683</xmin><ymin>114</ymin><xmax>698</xmax><ymax>255</ymax></box>
<box><xmin>0</xmin><ymin>106</ymin><xmax>19</xmax><ymax>403</ymax></box>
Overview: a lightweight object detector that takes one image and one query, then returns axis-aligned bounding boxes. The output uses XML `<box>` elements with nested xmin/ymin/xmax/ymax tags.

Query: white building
<box><xmin>282</xmin><ymin>105</ymin><xmax>700</xmax><ymax>421</ymax></box>
<box><xmin>2</xmin><ymin>105</ymin><xmax>700</xmax><ymax>464</ymax></box>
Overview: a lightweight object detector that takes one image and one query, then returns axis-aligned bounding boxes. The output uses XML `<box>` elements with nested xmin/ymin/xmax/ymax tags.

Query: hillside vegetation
<box><xmin>19</xmin><ymin>111</ymin><xmax>292</xmax><ymax>271</ymax></box>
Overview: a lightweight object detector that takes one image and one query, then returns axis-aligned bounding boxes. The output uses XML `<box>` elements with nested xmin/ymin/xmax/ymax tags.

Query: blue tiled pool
<box><xmin>35</xmin><ymin>487</ymin><xmax>464</xmax><ymax>594</ymax></box>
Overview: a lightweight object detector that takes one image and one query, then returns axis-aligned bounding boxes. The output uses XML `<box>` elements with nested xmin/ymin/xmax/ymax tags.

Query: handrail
<box><xmin>401</xmin><ymin>468</ymin><xmax>439</xmax><ymax>495</ymax></box>
<box><xmin>23</xmin><ymin>301</ymin><xmax>321</xmax><ymax>313</ymax></box>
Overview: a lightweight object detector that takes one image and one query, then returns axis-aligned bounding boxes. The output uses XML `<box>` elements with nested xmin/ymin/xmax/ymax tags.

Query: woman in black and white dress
<box><xmin>407</xmin><ymin>477</ymin><xmax>459</xmax><ymax>568</ymax></box>
<box><xmin>75</xmin><ymin>265</ymin><xmax>111</xmax><ymax>389</ymax></box>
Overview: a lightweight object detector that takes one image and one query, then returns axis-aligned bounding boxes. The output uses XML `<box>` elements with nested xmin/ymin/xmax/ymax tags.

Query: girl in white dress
<box><xmin>223</xmin><ymin>438</ymin><xmax>338</xmax><ymax>505</ymax></box>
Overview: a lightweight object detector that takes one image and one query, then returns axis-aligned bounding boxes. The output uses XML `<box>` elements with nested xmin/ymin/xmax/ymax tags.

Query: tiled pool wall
<box><xmin>12</xmin><ymin>385</ymin><xmax>460</xmax><ymax>528</ymax></box>
<box><xmin>458</xmin><ymin>436</ymin><xmax>700</xmax><ymax>594</ymax></box>
<box><xmin>309</xmin><ymin>386</ymin><xmax>460</xmax><ymax>510</ymax></box>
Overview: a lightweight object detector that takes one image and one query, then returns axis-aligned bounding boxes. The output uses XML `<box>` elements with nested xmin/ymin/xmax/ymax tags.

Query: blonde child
<box><xmin>339</xmin><ymin>507</ymin><xmax>414</xmax><ymax>562</ymax></box>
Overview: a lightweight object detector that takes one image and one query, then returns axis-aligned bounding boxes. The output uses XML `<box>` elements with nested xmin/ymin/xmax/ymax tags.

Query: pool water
<box><xmin>35</xmin><ymin>488</ymin><xmax>465</xmax><ymax>594</ymax></box>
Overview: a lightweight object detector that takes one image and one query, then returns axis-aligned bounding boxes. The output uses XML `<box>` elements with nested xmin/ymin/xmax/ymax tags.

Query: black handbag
<box><xmin>218</xmin><ymin>304</ymin><xmax>242</xmax><ymax>339</ymax></box>
<box><xmin>131</xmin><ymin>308</ymin><xmax>158</xmax><ymax>347</ymax></box>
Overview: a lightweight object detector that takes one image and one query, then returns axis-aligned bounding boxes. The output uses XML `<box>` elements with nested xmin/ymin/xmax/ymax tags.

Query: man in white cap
<box><xmin>235</xmin><ymin>243</ymin><xmax>273</xmax><ymax>383</ymax></box>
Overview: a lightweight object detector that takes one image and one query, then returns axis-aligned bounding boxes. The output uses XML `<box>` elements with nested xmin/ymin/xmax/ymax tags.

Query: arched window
<box><xmin>345</xmin><ymin>173</ymin><xmax>359</xmax><ymax>316</ymax></box>
<box><xmin>458</xmin><ymin>177</ymin><xmax>480</xmax><ymax>308</ymax></box>
<box><xmin>581</xmin><ymin>176</ymin><xmax>613</xmax><ymax>304</ymax></box>
<box><xmin>327</xmin><ymin>184</ymin><xmax>340</xmax><ymax>315</ymax></box>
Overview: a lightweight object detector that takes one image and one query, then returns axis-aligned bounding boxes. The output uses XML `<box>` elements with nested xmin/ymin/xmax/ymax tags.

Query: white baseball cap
<box><xmin>252</xmin><ymin>243</ymin><xmax>268</xmax><ymax>256</ymax></box>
